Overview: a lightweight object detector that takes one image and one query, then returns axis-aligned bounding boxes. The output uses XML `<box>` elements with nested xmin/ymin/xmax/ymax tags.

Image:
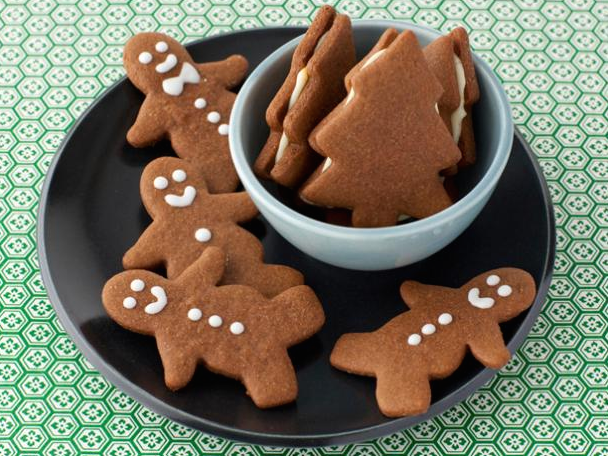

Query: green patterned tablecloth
<box><xmin>0</xmin><ymin>0</ymin><xmax>606</xmax><ymax>454</ymax></box>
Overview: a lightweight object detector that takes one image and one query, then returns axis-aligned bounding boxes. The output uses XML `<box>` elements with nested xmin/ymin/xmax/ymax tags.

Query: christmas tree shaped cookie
<box><xmin>300</xmin><ymin>30</ymin><xmax>461</xmax><ymax>227</ymax></box>
<box><xmin>331</xmin><ymin>268</ymin><xmax>536</xmax><ymax>417</ymax></box>
<box><xmin>123</xmin><ymin>32</ymin><xmax>248</xmax><ymax>193</ymax></box>
<box><xmin>104</xmin><ymin>247</ymin><xmax>325</xmax><ymax>408</ymax></box>
<box><xmin>123</xmin><ymin>157</ymin><xmax>303</xmax><ymax>298</ymax></box>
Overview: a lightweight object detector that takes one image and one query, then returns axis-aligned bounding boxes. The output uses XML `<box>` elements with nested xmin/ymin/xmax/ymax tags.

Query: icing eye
<box><xmin>155</xmin><ymin>41</ymin><xmax>168</xmax><ymax>52</ymax></box>
<box><xmin>138</xmin><ymin>52</ymin><xmax>153</xmax><ymax>64</ymax></box>
<box><xmin>123</xmin><ymin>297</ymin><xmax>136</xmax><ymax>309</ymax></box>
<box><xmin>194</xmin><ymin>98</ymin><xmax>207</xmax><ymax>109</ymax></box>
<box><xmin>172</xmin><ymin>169</ymin><xmax>186</xmax><ymax>182</ymax></box>
<box><xmin>230</xmin><ymin>322</ymin><xmax>245</xmax><ymax>335</ymax></box>
<box><xmin>187</xmin><ymin>308</ymin><xmax>202</xmax><ymax>321</ymax></box>
<box><xmin>130</xmin><ymin>279</ymin><xmax>145</xmax><ymax>292</ymax></box>
<box><xmin>207</xmin><ymin>111</ymin><xmax>220</xmax><ymax>124</ymax></box>
<box><xmin>195</xmin><ymin>228</ymin><xmax>212</xmax><ymax>243</ymax></box>
<box><xmin>486</xmin><ymin>275</ymin><xmax>500</xmax><ymax>286</ymax></box>
<box><xmin>498</xmin><ymin>285</ymin><xmax>512</xmax><ymax>297</ymax></box>
<box><xmin>208</xmin><ymin>315</ymin><xmax>222</xmax><ymax>328</ymax></box>
<box><xmin>218</xmin><ymin>124</ymin><xmax>229</xmax><ymax>136</ymax></box>
<box><xmin>154</xmin><ymin>176</ymin><xmax>168</xmax><ymax>190</ymax></box>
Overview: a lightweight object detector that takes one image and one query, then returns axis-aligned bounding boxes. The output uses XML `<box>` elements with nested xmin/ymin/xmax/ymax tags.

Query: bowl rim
<box><xmin>230</xmin><ymin>19</ymin><xmax>514</xmax><ymax>239</ymax></box>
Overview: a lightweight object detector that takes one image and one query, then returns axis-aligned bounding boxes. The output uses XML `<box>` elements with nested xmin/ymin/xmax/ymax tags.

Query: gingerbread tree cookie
<box><xmin>123</xmin><ymin>156</ymin><xmax>303</xmax><ymax>298</ymax></box>
<box><xmin>104</xmin><ymin>247</ymin><xmax>325</xmax><ymax>408</ymax></box>
<box><xmin>300</xmin><ymin>30</ymin><xmax>461</xmax><ymax>227</ymax></box>
<box><xmin>123</xmin><ymin>32</ymin><xmax>248</xmax><ymax>193</ymax></box>
<box><xmin>331</xmin><ymin>268</ymin><xmax>536</xmax><ymax>417</ymax></box>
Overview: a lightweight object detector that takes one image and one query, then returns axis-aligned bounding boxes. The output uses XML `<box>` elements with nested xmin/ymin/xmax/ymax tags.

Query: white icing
<box><xmin>230</xmin><ymin>322</ymin><xmax>245</xmax><ymax>335</ymax></box>
<box><xmin>218</xmin><ymin>124</ymin><xmax>229</xmax><ymax>136</ymax></box>
<box><xmin>155</xmin><ymin>54</ymin><xmax>178</xmax><ymax>74</ymax></box>
<box><xmin>407</xmin><ymin>334</ymin><xmax>421</xmax><ymax>346</ymax></box>
<box><xmin>208</xmin><ymin>315</ymin><xmax>222</xmax><ymax>328</ymax></box>
<box><xmin>450</xmin><ymin>54</ymin><xmax>467</xmax><ymax>143</ymax></box>
<box><xmin>397</xmin><ymin>214</ymin><xmax>411</xmax><ymax>222</ymax></box>
<box><xmin>207</xmin><ymin>111</ymin><xmax>220</xmax><ymax>123</ymax></box>
<box><xmin>144</xmin><ymin>286</ymin><xmax>167</xmax><ymax>314</ymax></box>
<box><xmin>123</xmin><ymin>297</ymin><xmax>136</xmax><ymax>309</ymax></box>
<box><xmin>194</xmin><ymin>98</ymin><xmax>206</xmax><ymax>109</ymax></box>
<box><xmin>434</xmin><ymin>103</ymin><xmax>439</xmax><ymax>113</ymax></box>
<box><xmin>421</xmin><ymin>323</ymin><xmax>436</xmax><ymax>335</ymax></box>
<box><xmin>138</xmin><ymin>52</ymin><xmax>152</xmax><ymax>64</ymax></box>
<box><xmin>345</xmin><ymin>88</ymin><xmax>355</xmax><ymax>105</ymax></box>
<box><xmin>486</xmin><ymin>275</ymin><xmax>500</xmax><ymax>286</ymax></box>
<box><xmin>154</xmin><ymin>176</ymin><xmax>168</xmax><ymax>190</ymax></box>
<box><xmin>438</xmin><ymin>313</ymin><xmax>453</xmax><ymax>325</ymax></box>
<box><xmin>195</xmin><ymin>228</ymin><xmax>211</xmax><ymax>242</ymax></box>
<box><xmin>155</xmin><ymin>41</ymin><xmax>168</xmax><ymax>53</ymax></box>
<box><xmin>164</xmin><ymin>185</ymin><xmax>196</xmax><ymax>207</ymax></box>
<box><xmin>130</xmin><ymin>279</ymin><xmax>145</xmax><ymax>292</ymax></box>
<box><xmin>468</xmin><ymin>288</ymin><xmax>495</xmax><ymax>309</ymax></box>
<box><xmin>274</xmin><ymin>67</ymin><xmax>310</xmax><ymax>165</ymax></box>
<box><xmin>188</xmin><ymin>308</ymin><xmax>202</xmax><ymax>321</ymax></box>
<box><xmin>172</xmin><ymin>169</ymin><xmax>186</xmax><ymax>182</ymax></box>
<box><xmin>362</xmin><ymin>49</ymin><xmax>386</xmax><ymax>69</ymax></box>
<box><xmin>321</xmin><ymin>157</ymin><xmax>332</xmax><ymax>173</ymax></box>
<box><xmin>498</xmin><ymin>285</ymin><xmax>512</xmax><ymax>297</ymax></box>
<box><xmin>162</xmin><ymin>62</ymin><xmax>200</xmax><ymax>96</ymax></box>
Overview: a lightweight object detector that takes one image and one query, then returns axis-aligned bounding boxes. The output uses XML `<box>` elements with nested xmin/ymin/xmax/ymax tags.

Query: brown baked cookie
<box><xmin>331</xmin><ymin>268</ymin><xmax>536</xmax><ymax>417</ymax></box>
<box><xmin>424</xmin><ymin>27</ymin><xmax>480</xmax><ymax>173</ymax></box>
<box><xmin>123</xmin><ymin>32</ymin><xmax>248</xmax><ymax>193</ymax></box>
<box><xmin>123</xmin><ymin>157</ymin><xmax>303</xmax><ymax>297</ymax></box>
<box><xmin>254</xmin><ymin>5</ymin><xmax>356</xmax><ymax>188</ymax></box>
<box><xmin>300</xmin><ymin>30</ymin><xmax>461</xmax><ymax>227</ymax></box>
<box><xmin>104</xmin><ymin>247</ymin><xmax>325</xmax><ymax>408</ymax></box>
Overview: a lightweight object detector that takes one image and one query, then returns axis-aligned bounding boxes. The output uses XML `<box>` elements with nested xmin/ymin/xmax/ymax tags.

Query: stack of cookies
<box><xmin>255</xmin><ymin>5</ymin><xmax>480</xmax><ymax>227</ymax></box>
<box><xmin>102</xmin><ymin>32</ymin><xmax>325</xmax><ymax>409</ymax></box>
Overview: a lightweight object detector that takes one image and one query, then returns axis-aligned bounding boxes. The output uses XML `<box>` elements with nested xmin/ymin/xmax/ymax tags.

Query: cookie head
<box><xmin>465</xmin><ymin>268</ymin><xmax>536</xmax><ymax>321</ymax></box>
<box><xmin>102</xmin><ymin>269</ymin><xmax>172</xmax><ymax>335</ymax></box>
<box><xmin>123</xmin><ymin>32</ymin><xmax>196</xmax><ymax>94</ymax></box>
<box><xmin>140</xmin><ymin>157</ymin><xmax>208</xmax><ymax>216</ymax></box>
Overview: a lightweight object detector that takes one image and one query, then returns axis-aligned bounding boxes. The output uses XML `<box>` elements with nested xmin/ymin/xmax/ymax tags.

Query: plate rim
<box><xmin>37</xmin><ymin>27</ymin><xmax>556</xmax><ymax>447</ymax></box>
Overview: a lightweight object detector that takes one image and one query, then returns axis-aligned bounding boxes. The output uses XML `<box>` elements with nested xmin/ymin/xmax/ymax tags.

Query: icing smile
<box><xmin>145</xmin><ymin>286</ymin><xmax>168</xmax><ymax>314</ymax></box>
<box><xmin>164</xmin><ymin>185</ymin><xmax>196</xmax><ymax>207</ymax></box>
<box><xmin>156</xmin><ymin>53</ymin><xmax>178</xmax><ymax>73</ymax></box>
<box><xmin>467</xmin><ymin>288</ymin><xmax>495</xmax><ymax>309</ymax></box>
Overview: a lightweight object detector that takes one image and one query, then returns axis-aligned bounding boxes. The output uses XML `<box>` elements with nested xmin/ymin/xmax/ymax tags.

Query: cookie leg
<box><xmin>157</xmin><ymin>338</ymin><xmax>198</xmax><ymax>391</ymax></box>
<box><xmin>375</xmin><ymin>367</ymin><xmax>431</xmax><ymax>418</ymax></box>
<box><xmin>242</xmin><ymin>349</ymin><xmax>298</xmax><ymax>408</ymax></box>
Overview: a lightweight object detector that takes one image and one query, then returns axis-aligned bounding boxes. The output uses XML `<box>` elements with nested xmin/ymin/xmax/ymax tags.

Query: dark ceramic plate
<box><xmin>38</xmin><ymin>28</ymin><xmax>555</xmax><ymax>447</ymax></box>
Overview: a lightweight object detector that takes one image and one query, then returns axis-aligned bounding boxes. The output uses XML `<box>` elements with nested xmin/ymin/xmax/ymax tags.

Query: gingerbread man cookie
<box><xmin>123</xmin><ymin>156</ymin><xmax>303</xmax><ymax>297</ymax></box>
<box><xmin>331</xmin><ymin>268</ymin><xmax>536</xmax><ymax>417</ymax></box>
<box><xmin>300</xmin><ymin>30</ymin><xmax>461</xmax><ymax>227</ymax></box>
<box><xmin>123</xmin><ymin>32</ymin><xmax>248</xmax><ymax>193</ymax></box>
<box><xmin>104</xmin><ymin>247</ymin><xmax>325</xmax><ymax>408</ymax></box>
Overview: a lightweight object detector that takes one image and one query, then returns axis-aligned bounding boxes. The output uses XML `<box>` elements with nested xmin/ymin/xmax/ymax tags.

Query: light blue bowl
<box><xmin>230</xmin><ymin>20</ymin><xmax>513</xmax><ymax>271</ymax></box>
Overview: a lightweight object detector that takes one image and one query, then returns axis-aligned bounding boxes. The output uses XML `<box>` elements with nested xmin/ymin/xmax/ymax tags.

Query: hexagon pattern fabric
<box><xmin>0</xmin><ymin>0</ymin><xmax>607</xmax><ymax>454</ymax></box>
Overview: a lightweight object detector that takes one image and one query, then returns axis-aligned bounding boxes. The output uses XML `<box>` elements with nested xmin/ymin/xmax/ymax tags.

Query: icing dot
<box><xmin>130</xmin><ymin>279</ymin><xmax>145</xmax><ymax>292</ymax></box>
<box><xmin>207</xmin><ymin>111</ymin><xmax>220</xmax><ymax>123</ymax></box>
<box><xmin>218</xmin><ymin>124</ymin><xmax>229</xmax><ymax>136</ymax></box>
<box><xmin>407</xmin><ymin>334</ymin><xmax>421</xmax><ymax>346</ymax></box>
<box><xmin>486</xmin><ymin>274</ymin><xmax>500</xmax><ymax>286</ymax></box>
<box><xmin>195</xmin><ymin>228</ymin><xmax>212</xmax><ymax>242</ymax></box>
<box><xmin>230</xmin><ymin>322</ymin><xmax>245</xmax><ymax>335</ymax></box>
<box><xmin>155</xmin><ymin>41</ymin><xmax>168</xmax><ymax>52</ymax></box>
<box><xmin>498</xmin><ymin>285</ymin><xmax>512</xmax><ymax>297</ymax></box>
<box><xmin>154</xmin><ymin>176</ymin><xmax>168</xmax><ymax>190</ymax></box>
<box><xmin>187</xmin><ymin>308</ymin><xmax>202</xmax><ymax>321</ymax></box>
<box><xmin>138</xmin><ymin>52</ymin><xmax>152</xmax><ymax>64</ymax></box>
<box><xmin>421</xmin><ymin>323</ymin><xmax>436</xmax><ymax>335</ymax></box>
<box><xmin>172</xmin><ymin>169</ymin><xmax>186</xmax><ymax>182</ymax></box>
<box><xmin>194</xmin><ymin>98</ymin><xmax>207</xmax><ymax>109</ymax></box>
<box><xmin>438</xmin><ymin>313</ymin><xmax>453</xmax><ymax>325</ymax></box>
<box><xmin>208</xmin><ymin>315</ymin><xmax>222</xmax><ymax>328</ymax></box>
<box><xmin>123</xmin><ymin>297</ymin><xmax>136</xmax><ymax>309</ymax></box>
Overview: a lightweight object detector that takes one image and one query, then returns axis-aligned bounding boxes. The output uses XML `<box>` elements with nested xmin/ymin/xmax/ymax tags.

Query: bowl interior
<box><xmin>237</xmin><ymin>22</ymin><xmax>503</xmax><ymax>223</ymax></box>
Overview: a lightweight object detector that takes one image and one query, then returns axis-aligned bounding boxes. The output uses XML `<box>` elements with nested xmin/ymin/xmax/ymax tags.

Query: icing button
<box><xmin>438</xmin><ymin>313</ymin><xmax>453</xmax><ymax>325</ymax></box>
<box><xmin>208</xmin><ymin>315</ymin><xmax>222</xmax><ymax>328</ymax></box>
<box><xmin>195</xmin><ymin>228</ymin><xmax>212</xmax><ymax>243</ymax></box>
<box><xmin>207</xmin><ymin>111</ymin><xmax>220</xmax><ymax>123</ymax></box>
<box><xmin>421</xmin><ymin>323</ymin><xmax>436</xmax><ymax>335</ymax></box>
<box><xmin>187</xmin><ymin>308</ymin><xmax>202</xmax><ymax>321</ymax></box>
<box><xmin>194</xmin><ymin>98</ymin><xmax>207</xmax><ymax>109</ymax></box>
<box><xmin>230</xmin><ymin>322</ymin><xmax>245</xmax><ymax>335</ymax></box>
<box><xmin>218</xmin><ymin>124</ymin><xmax>229</xmax><ymax>136</ymax></box>
<box><xmin>407</xmin><ymin>334</ymin><xmax>421</xmax><ymax>346</ymax></box>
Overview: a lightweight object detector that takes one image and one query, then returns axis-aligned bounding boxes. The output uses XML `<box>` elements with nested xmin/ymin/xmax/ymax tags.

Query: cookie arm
<box><xmin>197</xmin><ymin>55</ymin><xmax>248</xmax><ymax>89</ymax></box>
<box><xmin>467</xmin><ymin>321</ymin><xmax>511</xmax><ymax>369</ymax></box>
<box><xmin>157</xmin><ymin>335</ymin><xmax>198</xmax><ymax>390</ymax></box>
<box><xmin>126</xmin><ymin>97</ymin><xmax>166</xmax><ymax>148</ymax></box>
<box><xmin>271</xmin><ymin>285</ymin><xmax>325</xmax><ymax>345</ymax></box>
<box><xmin>400</xmin><ymin>281</ymin><xmax>454</xmax><ymax>309</ymax></box>
<box><xmin>123</xmin><ymin>226</ymin><xmax>165</xmax><ymax>271</ymax></box>
<box><xmin>210</xmin><ymin>191</ymin><xmax>258</xmax><ymax>223</ymax></box>
<box><xmin>174</xmin><ymin>246</ymin><xmax>225</xmax><ymax>289</ymax></box>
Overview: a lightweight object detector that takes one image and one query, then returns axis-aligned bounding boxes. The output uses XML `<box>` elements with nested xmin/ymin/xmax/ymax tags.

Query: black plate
<box><xmin>38</xmin><ymin>28</ymin><xmax>555</xmax><ymax>447</ymax></box>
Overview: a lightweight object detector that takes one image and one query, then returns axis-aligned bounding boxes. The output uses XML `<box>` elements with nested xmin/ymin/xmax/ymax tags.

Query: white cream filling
<box><xmin>345</xmin><ymin>49</ymin><xmax>387</xmax><ymax>107</ymax></box>
<box><xmin>275</xmin><ymin>31</ymin><xmax>328</xmax><ymax>165</ymax></box>
<box><xmin>450</xmin><ymin>54</ymin><xmax>467</xmax><ymax>144</ymax></box>
<box><xmin>321</xmin><ymin>157</ymin><xmax>332</xmax><ymax>173</ymax></box>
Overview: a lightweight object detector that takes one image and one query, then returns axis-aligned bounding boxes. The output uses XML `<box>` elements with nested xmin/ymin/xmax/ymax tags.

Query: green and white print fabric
<box><xmin>0</xmin><ymin>0</ymin><xmax>606</xmax><ymax>454</ymax></box>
